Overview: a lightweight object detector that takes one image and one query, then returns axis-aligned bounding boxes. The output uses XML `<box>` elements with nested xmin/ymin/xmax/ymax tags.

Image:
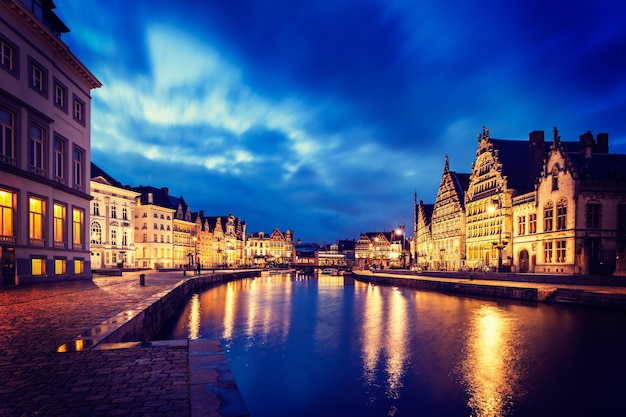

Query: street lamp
<box><xmin>396</xmin><ymin>222</ymin><xmax>406</xmax><ymax>269</ymax></box>
<box><xmin>193</xmin><ymin>236</ymin><xmax>198</xmax><ymax>274</ymax></box>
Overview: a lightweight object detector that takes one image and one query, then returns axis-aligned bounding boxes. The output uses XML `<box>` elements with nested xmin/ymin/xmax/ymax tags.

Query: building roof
<box><xmin>91</xmin><ymin>162</ymin><xmax>123</xmax><ymax>187</ymax></box>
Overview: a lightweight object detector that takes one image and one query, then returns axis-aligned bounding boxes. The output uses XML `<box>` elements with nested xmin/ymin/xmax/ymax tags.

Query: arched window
<box><xmin>556</xmin><ymin>198</ymin><xmax>567</xmax><ymax>230</ymax></box>
<box><xmin>90</xmin><ymin>221</ymin><xmax>101</xmax><ymax>244</ymax></box>
<box><xmin>544</xmin><ymin>201</ymin><xmax>554</xmax><ymax>232</ymax></box>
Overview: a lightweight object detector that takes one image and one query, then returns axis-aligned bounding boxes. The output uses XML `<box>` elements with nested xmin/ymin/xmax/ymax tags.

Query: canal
<box><xmin>163</xmin><ymin>271</ymin><xmax>626</xmax><ymax>417</ymax></box>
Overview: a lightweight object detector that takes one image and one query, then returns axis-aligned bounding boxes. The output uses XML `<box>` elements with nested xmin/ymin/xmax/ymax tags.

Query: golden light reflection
<box><xmin>385</xmin><ymin>287</ymin><xmax>408</xmax><ymax>400</ymax></box>
<box><xmin>361</xmin><ymin>283</ymin><xmax>383</xmax><ymax>389</ymax></box>
<box><xmin>222</xmin><ymin>282</ymin><xmax>236</xmax><ymax>340</ymax></box>
<box><xmin>188</xmin><ymin>293</ymin><xmax>201</xmax><ymax>340</ymax></box>
<box><xmin>461</xmin><ymin>304</ymin><xmax>521</xmax><ymax>417</ymax></box>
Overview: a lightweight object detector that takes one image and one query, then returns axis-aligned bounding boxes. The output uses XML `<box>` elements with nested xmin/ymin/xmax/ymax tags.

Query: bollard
<box><xmin>139</xmin><ymin>274</ymin><xmax>145</xmax><ymax>286</ymax></box>
<box><xmin>183</xmin><ymin>269</ymin><xmax>186</xmax><ymax>277</ymax></box>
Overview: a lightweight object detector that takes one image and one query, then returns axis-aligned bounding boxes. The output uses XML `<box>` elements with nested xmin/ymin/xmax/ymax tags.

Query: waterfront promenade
<box><xmin>0</xmin><ymin>271</ymin><xmax>248</xmax><ymax>417</ymax></box>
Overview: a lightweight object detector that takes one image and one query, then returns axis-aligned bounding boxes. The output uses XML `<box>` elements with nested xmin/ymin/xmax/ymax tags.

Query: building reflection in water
<box><xmin>460</xmin><ymin>304</ymin><xmax>522</xmax><ymax>417</ymax></box>
<box><xmin>360</xmin><ymin>283</ymin><xmax>409</xmax><ymax>414</ymax></box>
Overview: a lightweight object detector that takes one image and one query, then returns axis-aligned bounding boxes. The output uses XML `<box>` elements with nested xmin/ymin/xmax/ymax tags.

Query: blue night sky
<box><xmin>56</xmin><ymin>0</ymin><xmax>626</xmax><ymax>243</ymax></box>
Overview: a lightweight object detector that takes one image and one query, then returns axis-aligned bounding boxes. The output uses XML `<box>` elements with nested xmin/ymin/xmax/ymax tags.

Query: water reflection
<box><xmin>360</xmin><ymin>283</ymin><xmax>409</xmax><ymax>415</ymax></box>
<box><xmin>461</xmin><ymin>304</ymin><xmax>522</xmax><ymax>417</ymax></box>
<box><xmin>188</xmin><ymin>293</ymin><xmax>201</xmax><ymax>340</ymax></box>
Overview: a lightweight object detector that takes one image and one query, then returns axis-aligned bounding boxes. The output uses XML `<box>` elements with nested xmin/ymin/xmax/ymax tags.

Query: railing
<box><xmin>0</xmin><ymin>155</ymin><xmax>17</xmax><ymax>166</ymax></box>
<box><xmin>0</xmin><ymin>235</ymin><xmax>16</xmax><ymax>244</ymax></box>
<box><xmin>29</xmin><ymin>238</ymin><xmax>45</xmax><ymax>246</ymax></box>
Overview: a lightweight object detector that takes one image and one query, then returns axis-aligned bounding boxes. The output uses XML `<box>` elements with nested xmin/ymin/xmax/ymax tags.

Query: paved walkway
<box><xmin>0</xmin><ymin>271</ymin><xmax>234</xmax><ymax>417</ymax></box>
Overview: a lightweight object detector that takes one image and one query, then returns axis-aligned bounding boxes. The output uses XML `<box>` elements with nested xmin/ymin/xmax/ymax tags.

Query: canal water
<box><xmin>163</xmin><ymin>271</ymin><xmax>626</xmax><ymax>417</ymax></box>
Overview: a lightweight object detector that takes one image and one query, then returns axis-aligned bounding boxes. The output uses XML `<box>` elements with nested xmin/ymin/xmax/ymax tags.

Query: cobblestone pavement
<box><xmin>0</xmin><ymin>271</ymin><xmax>192</xmax><ymax>417</ymax></box>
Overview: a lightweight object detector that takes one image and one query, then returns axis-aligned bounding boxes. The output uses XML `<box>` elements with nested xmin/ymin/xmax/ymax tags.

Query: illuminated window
<box><xmin>543</xmin><ymin>241</ymin><xmax>553</xmax><ymax>263</ymax></box>
<box><xmin>517</xmin><ymin>216</ymin><xmax>526</xmax><ymax>235</ymax></box>
<box><xmin>0</xmin><ymin>107</ymin><xmax>15</xmax><ymax>165</ymax></box>
<box><xmin>586</xmin><ymin>203</ymin><xmax>601</xmax><ymax>228</ymax></box>
<box><xmin>0</xmin><ymin>189</ymin><xmax>14</xmax><ymax>242</ymax></box>
<box><xmin>29</xmin><ymin>196</ymin><xmax>44</xmax><ymax>244</ymax></box>
<box><xmin>53</xmin><ymin>203</ymin><xmax>65</xmax><ymax>247</ymax></box>
<box><xmin>90</xmin><ymin>221</ymin><xmax>101</xmax><ymax>244</ymax></box>
<box><xmin>529</xmin><ymin>213</ymin><xmax>537</xmax><ymax>234</ymax></box>
<box><xmin>556</xmin><ymin>240</ymin><xmax>566</xmax><ymax>263</ymax></box>
<box><xmin>543</xmin><ymin>202</ymin><xmax>554</xmax><ymax>232</ymax></box>
<box><xmin>556</xmin><ymin>199</ymin><xmax>567</xmax><ymax>231</ymax></box>
<box><xmin>55</xmin><ymin>258</ymin><xmax>66</xmax><ymax>275</ymax></box>
<box><xmin>53</xmin><ymin>137</ymin><xmax>65</xmax><ymax>182</ymax></box>
<box><xmin>72</xmin><ymin>208</ymin><xmax>84</xmax><ymax>247</ymax></box>
<box><xmin>74</xmin><ymin>259</ymin><xmax>84</xmax><ymax>274</ymax></box>
<box><xmin>29</xmin><ymin>124</ymin><xmax>45</xmax><ymax>175</ymax></box>
<box><xmin>31</xmin><ymin>258</ymin><xmax>46</xmax><ymax>276</ymax></box>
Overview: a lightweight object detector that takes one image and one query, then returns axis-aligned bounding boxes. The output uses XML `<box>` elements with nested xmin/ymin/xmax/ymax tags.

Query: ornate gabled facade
<box><xmin>514</xmin><ymin>128</ymin><xmax>626</xmax><ymax>275</ymax></box>
<box><xmin>416</xmin><ymin>126</ymin><xmax>626</xmax><ymax>276</ymax></box>
<box><xmin>415</xmin><ymin>200</ymin><xmax>434</xmax><ymax>269</ymax></box>
<box><xmin>355</xmin><ymin>231</ymin><xmax>400</xmax><ymax>269</ymax></box>
<box><xmin>245</xmin><ymin>228</ymin><xmax>294</xmax><ymax>267</ymax></box>
<box><xmin>430</xmin><ymin>156</ymin><xmax>470</xmax><ymax>271</ymax></box>
<box><xmin>89</xmin><ymin>163</ymin><xmax>139</xmax><ymax>269</ymax></box>
<box><xmin>464</xmin><ymin>127</ymin><xmax>516</xmax><ymax>271</ymax></box>
<box><xmin>204</xmin><ymin>214</ymin><xmax>246</xmax><ymax>267</ymax></box>
<box><xmin>1</xmin><ymin>0</ymin><xmax>101</xmax><ymax>284</ymax></box>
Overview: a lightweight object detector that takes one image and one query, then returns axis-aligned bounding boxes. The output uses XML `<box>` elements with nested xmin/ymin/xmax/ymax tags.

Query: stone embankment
<box><xmin>352</xmin><ymin>270</ymin><xmax>626</xmax><ymax>310</ymax></box>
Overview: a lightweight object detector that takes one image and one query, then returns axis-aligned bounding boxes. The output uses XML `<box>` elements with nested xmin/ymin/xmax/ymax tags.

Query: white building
<box><xmin>90</xmin><ymin>163</ymin><xmax>139</xmax><ymax>270</ymax></box>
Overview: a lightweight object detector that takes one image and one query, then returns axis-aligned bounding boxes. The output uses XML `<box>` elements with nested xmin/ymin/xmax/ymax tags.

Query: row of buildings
<box><xmin>0</xmin><ymin>1</ymin><xmax>296</xmax><ymax>285</ymax></box>
<box><xmin>412</xmin><ymin>127</ymin><xmax>626</xmax><ymax>276</ymax></box>
<box><xmin>90</xmin><ymin>164</ymin><xmax>295</xmax><ymax>272</ymax></box>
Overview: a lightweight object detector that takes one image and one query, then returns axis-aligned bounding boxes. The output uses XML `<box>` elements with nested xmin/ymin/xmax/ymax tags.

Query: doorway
<box><xmin>519</xmin><ymin>250</ymin><xmax>529</xmax><ymax>273</ymax></box>
<box><xmin>1</xmin><ymin>246</ymin><xmax>16</xmax><ymax>285</ymax></box>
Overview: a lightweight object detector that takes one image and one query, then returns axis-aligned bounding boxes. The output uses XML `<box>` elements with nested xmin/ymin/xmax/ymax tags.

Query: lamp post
<box><xmin>396</xmin><ymin>222</ymin><xmax>406</xmax><ymax>269</ymax></box>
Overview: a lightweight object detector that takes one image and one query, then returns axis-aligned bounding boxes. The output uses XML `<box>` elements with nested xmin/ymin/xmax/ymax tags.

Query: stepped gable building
<box><xmin>89</xmin><ymin>163</ymin><xmax>139</xmax><ymax>270</ymax></box>
<box><xmin>1</xmin><ymin>0</ymin><xmax>101</xmax><ymax>284</ymax></box>
<box><xmin>355</xmin><ymin>231</ymin><xmax>401</xmax><ymax>269</ymax></box>
<box><xmin>204</xmin><ymin>214</ymin><xmax>246</xmax><ymax>267</ymax></box>
<box><xmin>414</xmin><ymin>199</ymin><xmax>434</xmax><ymax>269</ymax></box>
<box><xmin>416</xmin><ymin>126</ymin><xmax>626</xmax><ymax>276</ymax></box>
<box><xmin>430</xmin><ymin>155</ymin><xmax>470</xmax><ymax>271</ymax></box>
<box><xmin>245</xmin><ymin>228</ymin><xmax>294</xmax><ymax>267</ymax></box>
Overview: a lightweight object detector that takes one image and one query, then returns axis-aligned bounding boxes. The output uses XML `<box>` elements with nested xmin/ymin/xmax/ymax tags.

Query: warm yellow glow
<box><xmin>222</xmin><ymin>282</ymin><xmax>235</xmax><ymax>340</ymax></box>
<box><xmin>461</xmin><ymin>304</ymin><xmax>521</xmax><ymax>417</ymax></box>
<box><xmin>487</xmin><ymin>205</ymin><xmax>496</xmax><ymax>214</ymax></box>
<box><xmin>362</xmin><ymin>283</ymin><xmax>383</xmax><ymax>387</ymax></box>
<box><xmin>385</xmin><ymin>287</ymin><xmax>408</xmax><ymax>399</ymax></box>
<box><xmin>188</xmin><ymin>293</ymin><xmax>201</xmax><ymax>339</ymax></box>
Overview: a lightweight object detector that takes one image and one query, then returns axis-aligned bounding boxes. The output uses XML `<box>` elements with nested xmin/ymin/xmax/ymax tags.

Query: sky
<box><xmin>55</xmin><ymin>0</ymin><xmax>626</xmax><ymax>244</ymax></box>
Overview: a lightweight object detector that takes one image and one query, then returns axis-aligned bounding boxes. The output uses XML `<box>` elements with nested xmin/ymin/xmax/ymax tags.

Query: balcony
<box><xmin>0</xmin><ymin>235</ymin><xmax>16</xmax><ymax>244</ymax></box>
<box><xmin>29</xmin><ymin>238</ymin><xmax>45</xmax><ymax>246</ymax></box>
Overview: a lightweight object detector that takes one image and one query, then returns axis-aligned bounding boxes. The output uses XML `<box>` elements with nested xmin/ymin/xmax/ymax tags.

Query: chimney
<box><xmin>596</xmin><ymin>133</ymin><xmax>609</xmax><ymax>154</ymax></box>
<box><xmin>161</xmin><ymin>187</ymin><xmax>169</xmax><ymax>196</ymax></box>
<box><xmin>580</xmin><ymin>131</ymin><xmax>594</xmax><ymax>158</ymax></box>
<box><xmin>528</xmin><ymin>131</ymin><xmax>545</xmax><ymax>190</ymax></box>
